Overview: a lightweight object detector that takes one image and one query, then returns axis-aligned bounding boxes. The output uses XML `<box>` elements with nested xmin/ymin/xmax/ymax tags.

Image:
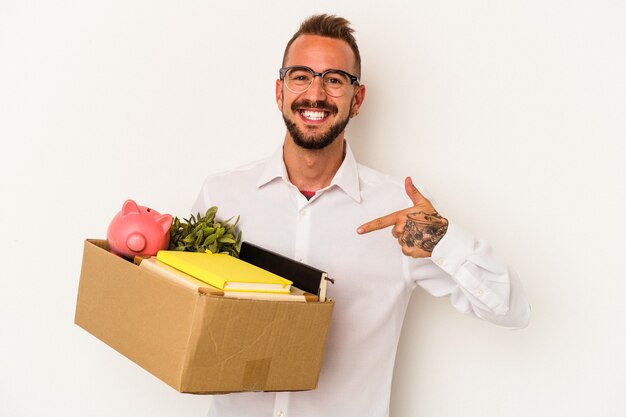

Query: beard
<box><xmin>282</xmin><ymin>99</ymin><xmax>352</xmax><ymax>150</ymax></box>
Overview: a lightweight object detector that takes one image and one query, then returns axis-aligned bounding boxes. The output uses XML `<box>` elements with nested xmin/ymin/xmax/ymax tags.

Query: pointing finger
<box><xmin>357</xmin><ymin>210</ymin><xmax>402</xmax><ymax>234</ymax></box>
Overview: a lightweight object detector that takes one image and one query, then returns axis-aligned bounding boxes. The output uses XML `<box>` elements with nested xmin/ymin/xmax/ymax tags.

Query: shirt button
<box><xmin>475</xmin><ymin>288</ymin><xmax>485</xmax><ymax>297</ymax></box>
<box><xmin>277</xmin><ymin>411</ymin><xmax>285</xmax><ymax>417</ymax></box>
<box><xmin>435</xmin><ymin>258</ymin><xmax>445</xmax><ymax>266</ymax></box>
<box><xmin>300</xmin><ymin>209</ymin><xmax>307</xmax><ymax>216</ymax></box>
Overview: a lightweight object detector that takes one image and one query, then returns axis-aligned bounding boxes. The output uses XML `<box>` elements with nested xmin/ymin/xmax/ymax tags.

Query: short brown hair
<box><xmin>282</xmin><ymin>14</ymin><xmax>362</xmax><ymax>77</ymax></box>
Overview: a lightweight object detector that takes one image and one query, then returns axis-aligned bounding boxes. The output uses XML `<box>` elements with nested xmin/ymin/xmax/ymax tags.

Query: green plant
<box><xmin>168</xmin><ymin>206</ymin><xmax>241</xmax><ymax>257</ymax></box>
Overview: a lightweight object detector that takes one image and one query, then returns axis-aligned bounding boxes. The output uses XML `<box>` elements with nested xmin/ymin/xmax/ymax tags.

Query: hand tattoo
<box><xmin>401</xmin><ymin>211</ymin><xmax>449</xmax><ymax>252</ymax></box>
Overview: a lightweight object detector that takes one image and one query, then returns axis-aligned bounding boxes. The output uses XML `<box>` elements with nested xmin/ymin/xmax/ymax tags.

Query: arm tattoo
<box><xmin>401</xmin><ymin>211</ymin><xmax>449</xmax><ymax>252</ymax></box>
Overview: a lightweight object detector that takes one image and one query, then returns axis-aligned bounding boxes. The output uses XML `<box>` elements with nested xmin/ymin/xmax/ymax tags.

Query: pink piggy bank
<box><xmin>107</xmin><ymin>199</ymin><xmax>173</xmax><ymax>260</ymax></box>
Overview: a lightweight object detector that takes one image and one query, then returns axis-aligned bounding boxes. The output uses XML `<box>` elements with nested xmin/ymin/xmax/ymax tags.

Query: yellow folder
<box><xmin>155</xmin><ymin>250</ymin><xmax>292</xmax><ymax>293</ymax></box>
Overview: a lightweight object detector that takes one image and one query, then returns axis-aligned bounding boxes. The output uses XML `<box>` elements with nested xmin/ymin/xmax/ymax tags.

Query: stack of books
<box><xmin>136</xmin><ymin>242</ymin><xmax>329</xmax><ymax>302</ymax></box>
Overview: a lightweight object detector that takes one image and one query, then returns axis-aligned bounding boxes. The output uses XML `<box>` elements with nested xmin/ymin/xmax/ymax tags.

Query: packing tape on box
<box><xmin>242</xmin><ymin>357</ymin><xmax>272</xmax><ymax>391</ymax></box>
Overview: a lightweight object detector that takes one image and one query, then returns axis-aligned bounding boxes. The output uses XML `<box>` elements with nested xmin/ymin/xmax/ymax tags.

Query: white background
<box><xmin>1</xmin><ymin>1</ymin><xmax>624</xmax><ymax>416</ymax></box>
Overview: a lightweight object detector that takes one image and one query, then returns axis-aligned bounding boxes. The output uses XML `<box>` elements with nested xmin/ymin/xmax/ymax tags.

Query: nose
<box><xmin>303</xmin><ymin>75</ymin><xmax>327</xmax><ymax>102</ymax></box>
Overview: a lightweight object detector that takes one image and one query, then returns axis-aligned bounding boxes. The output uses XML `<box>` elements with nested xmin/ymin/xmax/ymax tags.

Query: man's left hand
<box><xmin>356</xmin><ymin>177</ymin><xmax>449</xmax><ymax>258</ymax></box>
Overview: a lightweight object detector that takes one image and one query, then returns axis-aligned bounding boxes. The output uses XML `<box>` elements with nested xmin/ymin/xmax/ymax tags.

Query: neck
<box><xmin>283</xmin><ymin>134</ymin><xmax>346</xmax><ymax>192</ymax></box>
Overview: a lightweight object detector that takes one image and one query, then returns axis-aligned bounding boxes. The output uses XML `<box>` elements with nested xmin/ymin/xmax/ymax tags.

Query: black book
<box><xmin>239</xmin><ymin>241</ymin><xmax>331</xmax><ymax>302</ymax></box>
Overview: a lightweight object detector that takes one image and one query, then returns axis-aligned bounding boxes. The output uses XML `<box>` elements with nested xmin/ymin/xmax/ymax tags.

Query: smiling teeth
<box><xmin>302</xmin><ymin>110</ymin><xmax>327</xmax><ymax>120</ymax></box>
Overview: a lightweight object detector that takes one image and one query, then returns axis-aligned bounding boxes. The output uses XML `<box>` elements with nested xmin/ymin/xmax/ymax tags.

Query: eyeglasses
<box><xmin>279</xmin><ymin>66</ymin><xmax>360</xmax><ymax>97</ymax></box>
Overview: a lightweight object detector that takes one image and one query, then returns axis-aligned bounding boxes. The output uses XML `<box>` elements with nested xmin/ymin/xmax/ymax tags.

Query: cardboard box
<box><xmin>74</xmin><ymin>239</ymin><xmax>334</xmax><ymax>394</ymax></box>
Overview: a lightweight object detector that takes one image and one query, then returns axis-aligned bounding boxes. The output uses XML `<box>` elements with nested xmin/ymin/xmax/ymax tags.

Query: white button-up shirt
<box><xmin>192</xmin><ymin>143</ymin><xmax>531</xmax><ymax>417</ymax></box>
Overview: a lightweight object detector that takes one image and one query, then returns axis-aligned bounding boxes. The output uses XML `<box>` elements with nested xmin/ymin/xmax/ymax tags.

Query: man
<box><xmin>192</xmin><ymin>14</ymin><xmax>530</xmax><ymax>417</ymax></box>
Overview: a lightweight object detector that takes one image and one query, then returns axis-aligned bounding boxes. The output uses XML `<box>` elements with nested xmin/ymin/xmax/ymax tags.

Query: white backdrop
<box><xmin>1</xmin><ymin>1</ymin><xmax>624</xmax><ymax>416</ymax></box>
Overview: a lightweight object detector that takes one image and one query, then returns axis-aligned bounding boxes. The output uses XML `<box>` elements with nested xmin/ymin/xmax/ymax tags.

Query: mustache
<box><xmin>291</xmin><ymin>99</ymin><xmax>338</xmax><ymax>114</ymax></box>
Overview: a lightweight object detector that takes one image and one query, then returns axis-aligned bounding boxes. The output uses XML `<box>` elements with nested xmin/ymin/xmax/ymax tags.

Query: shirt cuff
<box><xmin>430</xmin><ymin>221</ymin><xmax>511</xmax><ymax>315</ymax></box>
<box><xmin>430</xmin><ymin>221</ymin><xmax>475</xmax><ymax>275</ymax></box>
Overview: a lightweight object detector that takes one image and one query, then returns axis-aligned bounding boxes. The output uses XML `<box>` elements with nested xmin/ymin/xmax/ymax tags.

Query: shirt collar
<box><xmin>256</xmin><ymin>141</ymin><xmax>362</xmax><ymax>203</ymax></box>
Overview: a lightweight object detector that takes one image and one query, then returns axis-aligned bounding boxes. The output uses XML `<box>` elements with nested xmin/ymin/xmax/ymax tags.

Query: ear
<box><xmin>275</xmin><ymin>79</ymin><xmax>284</xmax><ymax>112</ymax></box>
<box><xmin>121</xmin><ymin>199</ymin><xmax>140</xmax><ymax>216</ymax></box>
<box><xmin>351</xmin><ymin>84</ymin><xmax>366</xmax><ymax>117</ymax></box>
<box><xmin>156</xmin><ymin>214</ymin><xmax>173</xmax><ymax>233</ymax></box>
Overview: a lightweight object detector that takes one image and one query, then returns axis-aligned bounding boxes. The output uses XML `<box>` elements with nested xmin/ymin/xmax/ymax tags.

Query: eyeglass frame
<box><xmin>279</xmin><ymin>66</ymin><xmax>360</xmax><ymax>96</ymax></box>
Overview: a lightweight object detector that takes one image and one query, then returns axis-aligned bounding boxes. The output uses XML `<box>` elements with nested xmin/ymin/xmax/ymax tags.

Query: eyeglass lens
<box><xmin>283</xmin><ymin>68</ymin><xmax>351</xmax><ymax>97</ymax></box>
